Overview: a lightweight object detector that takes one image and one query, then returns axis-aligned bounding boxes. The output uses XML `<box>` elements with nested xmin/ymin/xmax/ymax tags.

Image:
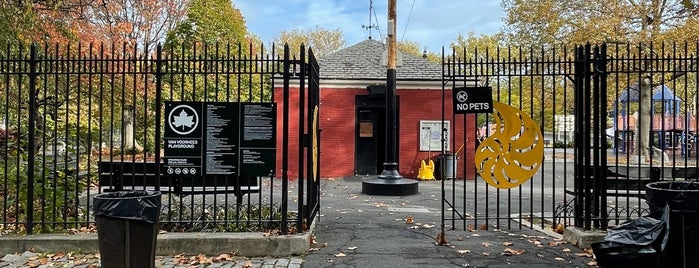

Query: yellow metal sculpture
<box><xmin>475</xmin><ymin>102</ymin><xmax>544</xmax><ymax>189</ymax></box>
<box><xmin>312</xmin><ymin>105</ymin><xmax>319</xmax><ymax>182</ymax></box>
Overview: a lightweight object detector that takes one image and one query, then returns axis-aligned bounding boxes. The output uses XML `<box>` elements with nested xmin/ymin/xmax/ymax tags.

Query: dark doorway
<box><xmin>354</xmin><ymin>95</ymin><xmax>399</xmax><ymax>175</ymax></box>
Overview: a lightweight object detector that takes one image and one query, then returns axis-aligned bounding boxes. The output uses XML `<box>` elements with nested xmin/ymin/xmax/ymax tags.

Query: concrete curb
<box><xmin>0</xmin><ymin>221</ymin><xmax>313</xmax><ymax>257</ymax></box>
<box><xmin>562</xmin><ymin>226</ymin><xmax>606</xmax><ymax>249</ymax></box>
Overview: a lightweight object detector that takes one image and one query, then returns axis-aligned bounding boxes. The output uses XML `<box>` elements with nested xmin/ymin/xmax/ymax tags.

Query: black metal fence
<box><xmin>0</xmin><ymin>42</ymin><xmax>320</xmax><ymax>235</ymax></box>
<box><xmin>441</xmin><ymin>42</ymin><xmax>699</xmax><ymax>231</ymax></box>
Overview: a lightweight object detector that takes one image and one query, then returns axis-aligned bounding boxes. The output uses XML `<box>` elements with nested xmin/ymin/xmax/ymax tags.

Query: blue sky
<box><xmin>236</xmin><ymin>0</ymin><xmax>505</xmax><ymax>53</ymax></box>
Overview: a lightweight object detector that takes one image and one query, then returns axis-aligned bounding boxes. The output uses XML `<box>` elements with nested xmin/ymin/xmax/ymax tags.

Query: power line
<box><xmin>401</xmin><ymin>0</ymin><xmax>416</xmax><ymax>42</ymax></box>
<box><xmin>371</xmin><ymin>1</ymin><xmax>384</xmax><ymax>41</ymax></box>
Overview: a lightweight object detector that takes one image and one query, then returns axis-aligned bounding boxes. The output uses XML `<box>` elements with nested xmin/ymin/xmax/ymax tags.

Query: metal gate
<box><xmin>0</xmin><ymin>42</ymin><xmax>320</xmax><ymax>235</ymax></box>
<box><xmin>440</xmin><ymin>42</ymin><xmax>699</xmax><ymax>233</ymax></box>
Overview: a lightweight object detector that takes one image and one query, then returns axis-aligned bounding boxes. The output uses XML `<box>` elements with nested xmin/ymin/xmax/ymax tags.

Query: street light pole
<box><xmin>362</xmin><ymin>0</ymin><xmax>418</xmax><ymax>196</ymax></box>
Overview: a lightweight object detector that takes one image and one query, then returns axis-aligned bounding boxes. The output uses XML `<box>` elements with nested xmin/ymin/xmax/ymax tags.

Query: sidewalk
<box><xmin>0</xmin><ymin>176</ymin><xmax>597</xmax><ymax>267</ymax></box>
<box><xmin>303</xmin><ymin>176</ymin><xmax>596</xmax><ymax>267</ymax></box>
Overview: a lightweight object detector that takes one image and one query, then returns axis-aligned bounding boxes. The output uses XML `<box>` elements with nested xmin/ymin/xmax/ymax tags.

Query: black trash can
<box><xmin>646</xmin><ymin>181</ymin><xmax>699</xmax><ymax>268</ymax></box>
<box><xmin>93</xmin><ymin>190</ymin><xmax>161</xmax><ymax>268</ymax></box>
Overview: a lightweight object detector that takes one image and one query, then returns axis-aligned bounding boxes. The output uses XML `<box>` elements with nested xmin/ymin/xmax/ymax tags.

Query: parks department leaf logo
<box><xmin>168</xmin><ymin>104</ymin><xmax>199</xmax><ymax>135</ymax></box>
<box><xmin>173</xmin><ymin>110</ymin><xmax>195</xmax><ymax>129</ymax></box>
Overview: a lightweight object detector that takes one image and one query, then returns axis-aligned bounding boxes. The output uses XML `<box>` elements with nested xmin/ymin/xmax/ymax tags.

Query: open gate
<box><xmin>440</xmin><ymin>42</ymin><xmax>699</xmax><ymax>232</ymax></box>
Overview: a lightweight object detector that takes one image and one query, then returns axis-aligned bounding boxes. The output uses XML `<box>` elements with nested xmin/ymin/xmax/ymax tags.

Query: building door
<box><xmin>354</xmin><ymin>95</ymin><xmax>399</xmax><ymax>175</ymax></box>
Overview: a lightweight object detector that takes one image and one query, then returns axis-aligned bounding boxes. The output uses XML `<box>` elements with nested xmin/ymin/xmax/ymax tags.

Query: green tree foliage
<box><xmin>163</xmin><ymin>0</ymin><xmax>269</xmax><ymax>103</ymax></box>
<box><xmin>501</xmin><ymin>0</ymin><xmax>699</xmax><ymax>158</ymax></box>
<box><xmin>165</xmin><ymin>0</ymin><xmax>246</xmax><ymax>49</ymax></box>
<box><xmin>502</xmin><ymin>0</ymin><xmax>699</xmax><ymax>46</ymax></box>
<box><xmin>273</xmin><ymin>26</ymin><xmax>346</xmax><ymax>59</ymax></box>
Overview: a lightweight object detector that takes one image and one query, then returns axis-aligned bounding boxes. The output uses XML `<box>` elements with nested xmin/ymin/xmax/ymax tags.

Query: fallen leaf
<box><xmin>481</xmin><ymin>242</ymin><xmax>492</xmax><ymax>248</ymax></box>
<box><xmin>479</xmin><ymin>224</ymin><xmax>488</xmax><ymax>230</ymax></box>
<box><xmin>548</xmin><ymin>241</ymin><xmax>564</xmax><ymax>247</ymax></box>
<box><xmin>575</xmin><ymin>253</ymin><xmax>593</xmax><ymax>258</ymax></box>
<box><xmin>555</xmin><ymin>257</ymin><xmax>565</xmax><ymax>261</ymax></box>
<box><xmin>537</xmin><ymin>254</ymin><xmax>545</xmax><ymax>258</ymax></box>
<box><xmin>457</xmin><ymin>249</ymin><xmax>471</xmax><ymax>254</ymax></box>
<box><xmin>405</xmin><ymin>215</ymin><xmax>414</xmax><ymax>224</ymax></box>
<box><xmin>243</xmin><ymin>261</ymin><xmax>254</xmax><ymax>268</ymax></box>
<box><xmin>503</xmin><ymin>248</ymin><xmax>525</xmax><ymax>255</ymax></box>
<box><xmin>562</xmin><ymin>248</ymin><xmax>572</xmax><ymax>253</ymax></box>
<box><xmin>503</xmin><ymin>242</ymin><xmax>514</xmax><ymax>246</ymax></box>
<box><xmin>214</xmin><ymin>253</ymin><xmax>232</xmax><ymax>261</ymax></box>
<box><xmin>482</xmin><ymin>252</ymin><xmax>490</xmax><ymax>256</ymax></box>
<box><xmin>423</xmin><ymin>224</ymin><xmax>435</xmax><ymax>229</ymax></box>
<box><xmin>52</xmin><ymin>252</ymin><xmax>66</xmax><ymax>260</ymax></box>
<box><xmin>587</xmin><ymin>261</ymin><xmax>598</xmax><ymax>266</ymax></box>
<box><xmin>468</xmin><ymin>224</ymin><xmax>475</xmax><ymax>232</ymax></box>
<box><xmin>348</xmin><ymin>246</ymin><xmax>358</xmax><ymax>250</ymax></box>
<box><xmin>335</xmin><ymin>252</ymin><xmax>347</xmax><ymax>257</ymax></box>
<box><xmin>553</xmin><ymin>223</ymin><xmax>565</xmax><ymax>234</ymax></box>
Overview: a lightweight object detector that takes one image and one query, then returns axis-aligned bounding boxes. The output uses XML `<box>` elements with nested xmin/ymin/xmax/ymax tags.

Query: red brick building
<box><xmin>276</xmin><ymin>39</ymin><xmax>475</xmax><ymax>179</ymax></box>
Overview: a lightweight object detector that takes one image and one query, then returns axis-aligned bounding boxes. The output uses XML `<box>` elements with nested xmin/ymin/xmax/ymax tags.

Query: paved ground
<box><xmin>0</xmin><ymin>176</ymin><xmax>597</xmax><ymax>267</ymax></box>
<box><xmin>302</xmin><ymin>176</ymin><xmax>596</xmax><ymax>268</ymax></box>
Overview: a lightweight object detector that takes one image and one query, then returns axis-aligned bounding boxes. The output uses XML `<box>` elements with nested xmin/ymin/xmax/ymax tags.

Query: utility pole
<box><xmin>362</xmin><ymin>0</ymin><xmax>418</xmax><ymax>196</ymax></box>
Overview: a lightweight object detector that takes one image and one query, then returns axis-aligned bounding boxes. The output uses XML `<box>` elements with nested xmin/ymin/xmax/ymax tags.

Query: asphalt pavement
<box><xmin>302</xmin><ymin>176</ymin><xmax>596</xmax><ymax>267</ymax></box>
<box><xmin>0</xmin><ymin>176</ymin><xmax>597</xmax><ymax>267</ymax></box>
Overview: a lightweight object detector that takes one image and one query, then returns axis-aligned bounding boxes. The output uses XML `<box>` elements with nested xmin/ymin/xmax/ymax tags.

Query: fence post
<box><xmin>281</xmin><ymin>44</ymin><xmax>290</xmax><ymax>234</ymax></box>
<box><xmin>154</xmin><ymin>45</ymin><xmax>163</xmax><ymax>188</ymax></box>
<box><xmin>297</xmin><ymin>44</ymin><xmax>306</xmax><ymax>231</ymax></box>
<box><xmin>574</xmin><ymin>44</ymin><xmax>592</xmax><ymax>229</ymax></box>
<box><xmin>26</xmin><ymin>43</ymin><xmax>38</xmax><ymax>235</ymax></box>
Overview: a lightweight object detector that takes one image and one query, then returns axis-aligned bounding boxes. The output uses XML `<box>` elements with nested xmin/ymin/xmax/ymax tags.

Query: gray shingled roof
<box><xmin>318</xmin><ymin>39</ymin><xmax>441</xmax><ymax>81</ymax></box>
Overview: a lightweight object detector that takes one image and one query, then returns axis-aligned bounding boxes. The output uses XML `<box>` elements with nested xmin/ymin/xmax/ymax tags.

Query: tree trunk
<box><xmin>122</xmin><ymin>106</ymin><xmax>143</xmax><ymax>153</ymax></box>
<box><xmin>635</xmin><ymin>78</ymin><xmax>652</xmax><ymax>161</ymax></box>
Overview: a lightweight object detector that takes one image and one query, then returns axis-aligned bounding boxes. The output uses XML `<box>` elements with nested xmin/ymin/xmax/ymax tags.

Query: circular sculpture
<box><xmin>475</xmin><ymin>102</ymin><xmax>544</xmax><ymax>189</ymax></box>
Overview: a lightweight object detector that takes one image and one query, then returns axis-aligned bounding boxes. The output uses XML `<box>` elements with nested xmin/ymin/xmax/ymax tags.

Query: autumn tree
<box><xmin>165</xmin><ymin>0</ymin><xmax>246</xmax><ymax>49</ymax></box>
<box><xmin>163</xmin><ymin>0</ymin><xmax>265</xmax><ymax>102</ymax></box>
<box><xmin>502</xmin><ymin>0</ymin><xmax>699</xmax><ymax>160</ymax></box>
<box><xmin>396</xmin><ymin>40</ymin><xmax>440</xmax><ymax>63</ymax></box>
<box><xmin>273</xmin><ymin>26</ymin><xmax>346</xmax><ymax>59</ymax></box>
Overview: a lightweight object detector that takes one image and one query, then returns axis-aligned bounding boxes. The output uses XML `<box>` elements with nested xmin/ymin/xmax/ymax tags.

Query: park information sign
<box><xmin>164</xmin><ymin>101</ymin><xmax>276</xmax><ymax>179</ymax></box>
<box><xmin>453</xmin><ymin>86</ymin><xmax>494</xmax><ymax>114</ymax></box>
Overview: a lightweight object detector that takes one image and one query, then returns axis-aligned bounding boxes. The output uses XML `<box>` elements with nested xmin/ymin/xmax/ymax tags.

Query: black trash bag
<box><xmin>592</xmin><ymin>205</ymin><xmax>670</xmax><ymax>268</ymax></box>
<box><xmin>93</xmin><ymin>190</ymin><xmax>161</xmax><ymax>223</ymax></box>
<box><xmin>604</xmin><ymin>216</ymin><xmax>665</xmax><ymax>246</ymax></box>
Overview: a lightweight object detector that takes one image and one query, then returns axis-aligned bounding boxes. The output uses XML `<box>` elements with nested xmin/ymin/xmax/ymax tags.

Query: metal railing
<box><xmin>0</xmin><ymin>42</ymin><xmax>320</xmax><ymax>235</ymax></box>
<box><xmin>441</xmin><ymin>42</ymin><xmax>699</xmax><ymax>231</ymax></box>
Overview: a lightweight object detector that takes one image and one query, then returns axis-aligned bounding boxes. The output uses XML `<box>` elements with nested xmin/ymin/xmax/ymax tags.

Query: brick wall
<box><xmin>397</xmin><ymin>89</ymin><xmax>475</xmax><ymax>179</ymax></box>
<box><xmin>275</xmin><ymin>86</ymin><xmax>477</xmax><ymax>180</ymax></box>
